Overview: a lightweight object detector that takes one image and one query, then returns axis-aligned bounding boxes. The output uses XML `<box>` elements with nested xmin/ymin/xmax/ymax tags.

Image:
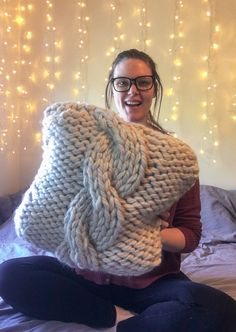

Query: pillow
<box><xmin>200</xmin><ymin>185</ymin><xmax>236</xmax><ymax>244</ymax></box>
<box><xmin>15</xmin><ymin>102</ymin><xmax>199</xmax><ymax>276</ymax></box>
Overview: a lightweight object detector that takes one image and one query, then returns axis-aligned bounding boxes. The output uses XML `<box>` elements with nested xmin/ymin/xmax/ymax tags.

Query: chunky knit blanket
<box><xmin>15</xmin><ymin>102</ymin><xmax>199</xmax><ymax>276</ymax></box>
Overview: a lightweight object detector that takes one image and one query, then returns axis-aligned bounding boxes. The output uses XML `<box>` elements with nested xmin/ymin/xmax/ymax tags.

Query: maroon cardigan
<box><xmin>76</xmin><ymin>180</ymin><xmax>202</xmax><ymax>288</ymax></box>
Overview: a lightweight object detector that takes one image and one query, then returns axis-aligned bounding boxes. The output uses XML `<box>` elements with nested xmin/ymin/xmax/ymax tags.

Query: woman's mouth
<box><xmin>125</xmin><ymin>101</ymin><xmax>142</xmax><ymax>107</ymax></box>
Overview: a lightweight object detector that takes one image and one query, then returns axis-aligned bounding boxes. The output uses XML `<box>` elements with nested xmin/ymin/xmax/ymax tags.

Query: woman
<box><xmin>0</xmin><ymin>49</ymin><xmax>235</xmax><ymax>332</ymax></box>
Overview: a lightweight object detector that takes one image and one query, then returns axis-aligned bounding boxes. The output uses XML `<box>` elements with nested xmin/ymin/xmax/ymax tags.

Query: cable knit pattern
<box><xmin>15</xmin><ymin>102</ymin><xmax>199</xmax><ymax>276</ymax></box>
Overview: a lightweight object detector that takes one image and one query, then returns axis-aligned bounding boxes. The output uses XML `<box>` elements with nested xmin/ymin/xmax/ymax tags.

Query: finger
<box><xmin>159</xmin><ymin>211</ymin><xmax>170</xmax><ymax>221</ymax></box>
<box><xmin>161</xmin><ymin>221</ymin><xmax>169</xmax><ymax>229</ymax></box>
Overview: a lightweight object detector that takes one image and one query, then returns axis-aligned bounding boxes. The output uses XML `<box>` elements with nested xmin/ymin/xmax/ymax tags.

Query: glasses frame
<box><xmin>111</xmin><ymin>75</ymin><xmax>155</xmax><ymax>92</ymax></box>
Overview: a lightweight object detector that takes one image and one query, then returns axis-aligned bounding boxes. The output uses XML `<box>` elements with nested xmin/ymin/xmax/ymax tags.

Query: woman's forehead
<box><xmin>113</xmin><ymin>58</ymin><xmax>152</xmax><ymax>77</ymax></box>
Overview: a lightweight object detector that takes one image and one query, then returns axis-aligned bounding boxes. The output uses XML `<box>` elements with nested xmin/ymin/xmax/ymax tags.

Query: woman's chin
<box><xmin>128</xmin><ymin>115</ymin><xmax>146</xmax><ymax>124</ymax></box>
<box><xmin>125</xmin><ymin>111</ymin><xmax>145</xmax><ymax>123</ymax></box>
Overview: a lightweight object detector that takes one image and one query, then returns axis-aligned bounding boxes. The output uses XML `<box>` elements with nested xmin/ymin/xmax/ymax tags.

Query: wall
<box><xmin>0</xmin><ymin>0</ymin><xmax>236</xmax><ymax>196</ymax></box>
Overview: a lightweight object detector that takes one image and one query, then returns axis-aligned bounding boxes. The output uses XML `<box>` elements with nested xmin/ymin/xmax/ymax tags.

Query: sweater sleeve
<box><xmin>171</xmin><ymin>180</ymin><xmax>202</xmax><ymax>253</ymax></box>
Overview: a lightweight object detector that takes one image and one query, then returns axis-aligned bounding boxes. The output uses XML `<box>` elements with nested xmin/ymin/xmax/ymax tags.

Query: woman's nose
<box><xmin>128</xmin><ymin>82</ymin><xmax>139</xmax><ymax>94</ymax></box>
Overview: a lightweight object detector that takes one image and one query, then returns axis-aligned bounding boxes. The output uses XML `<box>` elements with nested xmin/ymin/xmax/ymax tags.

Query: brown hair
<box><xmin>105</xmin><ymin>49</ymin><xmax>168</xmax><ymax>133</ymax></box>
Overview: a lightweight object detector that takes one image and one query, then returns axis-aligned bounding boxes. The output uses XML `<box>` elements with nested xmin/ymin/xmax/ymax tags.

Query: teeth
<box><xmin>125</xmin><ymin>101</ymin><xmax>141</xmax><ymax>106</ymax></box>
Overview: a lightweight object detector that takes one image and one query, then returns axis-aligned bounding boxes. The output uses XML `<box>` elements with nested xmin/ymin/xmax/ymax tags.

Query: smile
<box><xmin>125</xmin><ymin>101</ymin><xmax>142</xmax><ymax>106</ymax></box>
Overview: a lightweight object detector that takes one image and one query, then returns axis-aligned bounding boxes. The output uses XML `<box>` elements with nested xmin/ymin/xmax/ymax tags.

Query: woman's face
<box><xmin>112</xmin><ymin>58</ymin><xmax>155</xmax><ymax>124</ymax></box>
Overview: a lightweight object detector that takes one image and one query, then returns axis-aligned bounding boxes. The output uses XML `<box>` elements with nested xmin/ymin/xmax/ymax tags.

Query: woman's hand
<box><xmin>159</xmin><ymin>211</ymin><xmax>170</xmax><ymax>230</ymax></box>
<box><xmin>159</xmin><ymin>211</ymin><xmax>186</xmax><ymax>253</ymax></box>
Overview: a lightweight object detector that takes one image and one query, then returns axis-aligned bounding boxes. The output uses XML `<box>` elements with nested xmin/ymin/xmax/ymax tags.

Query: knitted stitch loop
<box><xmin>15</xmin><ymin>102</ymin><xmax>199</xmax><ymax>276</ymax></box>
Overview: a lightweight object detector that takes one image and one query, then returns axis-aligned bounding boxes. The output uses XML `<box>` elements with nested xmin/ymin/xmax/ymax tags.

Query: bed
<box><xmin>0</xmin><ymin>184</ymin><xmax>236</xmax><ymax>331</ymax></box>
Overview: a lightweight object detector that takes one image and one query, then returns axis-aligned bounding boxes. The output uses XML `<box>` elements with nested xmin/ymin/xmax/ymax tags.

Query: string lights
<box><xmin>106</xmin><ymin>1</ymin><xmax>124</xmax><ymax>57</ymax></box>
<box><xmin>229</xmin><ymin>88</ymin><xmax>236</xmax><ymax>122</ymax></box>
<box><xmin>43</xmin><ymin>0</ymin><xmax>61</xmax><ymax>103</ymax></box>
<box><xmin>73</xmin><ymin>1</ymin><xmax>90</xmax><ymax>102</ymax></box>
<box><xmin>0</xmin><ymin>0</ymin><xmax>35</xmax><ymax>155</ymax></box>
<box><xmin>0</xmin><ymin>0</ymin><xmax>235</xmax><ymax>182</ymax></box>
<box><xmin>135</xmin><ymin>0</ymin><xmax>151</xmax><ymax>51</ymax></box>
<box><xmin>0</xmin><ymin>0</ymin><xmax>9</xmax><ymax>153</ymax></box>
<box><xmin>164</xmin><ymin>0</ymin><xmax>185</xmax><ymax>132</ymax></box>
<box><xmin>103</xmin><ymin>1</ymin><xmax>124</xmax><ymax>101</ymax></box>
<box><xmin>199</xmin><ymin>0</ymin><xmax>220</xmax><ymax>163</ymax></box>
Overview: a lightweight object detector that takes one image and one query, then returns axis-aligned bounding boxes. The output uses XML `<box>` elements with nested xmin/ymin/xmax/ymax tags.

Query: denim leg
<box><xmin>117</xmin><ymin>300</ymin><xmax>225</xmax><ymax>332</ymax></box>
<box><xmin>113</xmin><ymin>273</ymin><xmax>236</xmax><ymax>332</ymax></box>
<box><xmin>0</xmin><ymin>256</ymin><xmax>116</xmax><ymax>328</ymax></box>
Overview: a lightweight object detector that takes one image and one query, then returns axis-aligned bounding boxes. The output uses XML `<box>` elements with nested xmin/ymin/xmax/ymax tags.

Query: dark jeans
<box><xmin>0</xmin><ymin>256</ymin><xmax>235</xmax><ymax>331</ymax></box>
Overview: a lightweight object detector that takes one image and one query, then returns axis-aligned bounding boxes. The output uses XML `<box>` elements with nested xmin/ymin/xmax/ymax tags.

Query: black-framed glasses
<box><xmin>111</xmin><ymin>75</ymin><xmax>154</xmax><ymax>92</ymax></box>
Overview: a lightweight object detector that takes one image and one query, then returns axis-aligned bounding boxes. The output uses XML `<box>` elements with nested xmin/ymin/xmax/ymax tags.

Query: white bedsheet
<box><xmin>181</xmin><ymin>243</ymin><xmax>236</xmax><ymax>300</ymax></box>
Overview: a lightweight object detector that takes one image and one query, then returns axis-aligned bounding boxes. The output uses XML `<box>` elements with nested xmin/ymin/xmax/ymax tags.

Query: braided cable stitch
<box><xmin>15</xmin><ymin>102</ymin><xmax>199</xmax><ymax>276</ymax></box>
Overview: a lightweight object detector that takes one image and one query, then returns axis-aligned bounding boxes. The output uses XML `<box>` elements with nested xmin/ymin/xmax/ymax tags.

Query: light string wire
<box><xmin>164</xmin><ymin>0</ymin><xmax>184</xmax><ymax>133</ymax></box>
<box><xmin>43</xmin><ymin>0</ymin><xmax>62</xmax><ymax>104</ymax></box>
<box><xmin>10</xmin><ymin>0</ymin><xmax>22</xmax><ymax>181</ymax></box>
<box><xmin>106</xmin><ymin>0</ymin><xmax>123</xmax><ymax>57</ymax></box>
<box><xmin>18</xmin><ymin>0</ymin><xmax>36</xmax><ymax>153</ymax></box>
<box><xmin>199</xmin><ymin>0</ymin><xmax>219</xmax><ymax>163</ymax></box>
<box><xmin>0</xmin><ymin>0</ymin><xmax>9</xmax><ymax>153</ymax></box>
<box><xmin>229</xmin><ymin>83</ymin><xmax>236</xmax><ymax>122</ymax></box>
<box><xmin>104</xmin><ymin>0</ymin><xmax>123</xmax><ymax>100</ymax></box>
<box><xmin>136</xmin><ymin>0</ymin><xmax>151</xmax><ymax>51</ymax></box>
<box><xmin>230</xmin><ymin>89</ymin><xmax>236</xmax><ymax>123</ymax></box>
<box><xmin>73</xmin><ymin>0</ymin><xmax>90</xmax><ymax>102</ymax></box>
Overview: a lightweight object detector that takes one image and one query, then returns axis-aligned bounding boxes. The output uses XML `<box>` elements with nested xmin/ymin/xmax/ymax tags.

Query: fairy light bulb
<box><xmin>35</xmin><ymin>132</ymin><xmax>42</xmax><ymax>144</ymax></box>
<box><xmin>212</xmin><ymin>43</ymin><xmax>219</xmax><ymax>50</ymax></box>
<box><xmin>174</xmin><ymin>58</ymin><xmax>182</xmax><ymax>66</ymax></box>
<box><xmin>15</xmin><ymin>15</ymin><xmax>25</xmax><ymax>26</ymax></box>
<box><xmin>201</xmin><ymin>70</ymin><xmax>208</xmax><ymax>79</ymax></box>
<box><xmin>25</xmin><ymin>31</ymin><xmax>33</xmax><ymax>39</ymax></box>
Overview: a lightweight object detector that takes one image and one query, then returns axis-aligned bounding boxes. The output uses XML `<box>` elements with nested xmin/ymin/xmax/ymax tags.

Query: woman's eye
<box><xmin>139</xmin><ymin>79</ymin><xmax>149</xmax><ymax>86</ymax></box>
<box><xmin>117</xmin><ymin>80</ymin><xmax>128</xmax><ymax>87</ymax></box>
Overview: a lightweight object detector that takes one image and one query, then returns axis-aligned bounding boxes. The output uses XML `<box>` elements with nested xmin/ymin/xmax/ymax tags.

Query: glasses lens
<box><xmin>136</xmin><ymin>76</ymin><xmax>153</xmax><ymax>90</ymax></box>
<box><xmin>113</xmin><ymin>78</ymin><xmax>130</xmax><ymax>92</ymax></box>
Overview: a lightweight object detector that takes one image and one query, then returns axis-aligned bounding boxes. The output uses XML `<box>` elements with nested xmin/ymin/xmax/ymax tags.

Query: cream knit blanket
<box><xmin>15</xmin><ymin>102</ymin><xmax>199</xmax><ymax>276</ymax></box>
